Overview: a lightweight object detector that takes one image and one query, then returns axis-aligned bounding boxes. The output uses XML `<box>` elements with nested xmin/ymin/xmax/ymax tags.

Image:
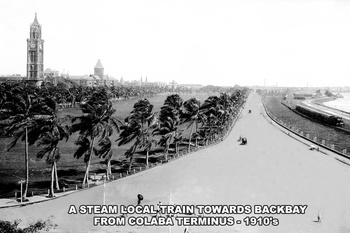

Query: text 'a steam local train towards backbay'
<box><xmin>71</xmin><ymin>204</ymin><xmax>308</xmax><ymax>215</ymax></box>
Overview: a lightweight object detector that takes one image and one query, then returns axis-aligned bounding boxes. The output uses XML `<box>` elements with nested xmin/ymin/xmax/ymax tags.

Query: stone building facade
<box><xmin>26</xmin><ymin>13</ymin><xmax>44</xmax><ymax>81</ymax></box>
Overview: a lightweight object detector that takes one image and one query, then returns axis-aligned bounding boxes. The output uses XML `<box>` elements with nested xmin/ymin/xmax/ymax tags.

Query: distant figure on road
<box><xmin>137</xmin><ymin>194</ymin><xmax>143</xmax><ymax>205</ymax></box>
<box><xmin>156</xmin><ymin>201</ymin><xmax>162</xmax><ymax>217</ymax></box>
<box><xmin>317</xmin><ymin>212</ymin><xmax>321</xmax><ymax>222</ymax></box>
<box><xmin>241</xmin><ymin>137</ymin><xmax>247</xmax><ymax>145</ymax></box>
<box><xmin>309</xmin><ymin>145</ymin><xmax>319</xmax><ymax>151</ymax></box>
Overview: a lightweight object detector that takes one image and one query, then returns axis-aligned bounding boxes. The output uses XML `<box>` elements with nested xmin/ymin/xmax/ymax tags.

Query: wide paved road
<box><xmin>1</xmin><ymin>92</ymin><xmax>350</xmax><ymax>233</ymax></box>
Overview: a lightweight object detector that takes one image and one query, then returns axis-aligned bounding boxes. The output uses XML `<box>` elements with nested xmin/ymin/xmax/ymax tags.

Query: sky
<box><xmin>0</xmin><ymin>0</ymin><xmax>350</xmax><ymax>87</ymax></box>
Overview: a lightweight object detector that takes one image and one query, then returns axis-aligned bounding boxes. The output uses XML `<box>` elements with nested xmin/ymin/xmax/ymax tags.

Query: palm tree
<box><xmin>199</xmin><ymin>95</ymin><xmax>224</xmax><ymax>144</ymax></box>
<box><xmin>0</xmin><ymin>83</ymin><xmax>13</xmax><ymax>136</ymax></box>
<box><xmin>0</xmin><ymin>84</ymin><xmax>54</xmax><ymax>199</ymax></box>
<box><xmin>34</xmin><ymin>98</ymin><xmax>71</xmax><ymax>197</ymax></box>
<box><xmin>173</xmin><ymin>131</ymin><xmax>183</xmax><ymax>154</ymax></box>
<box><xmin>181</xmin><ymin>98</ymin><xmax>201</xmax><ymax>152</ymax></box>
<box><xmin>216</xmin><ymin>93</ymin><xmax>233</xmax><ymax>136</ymax></box>
<box><xmin>201</xmin><ymin>90</ymin><xmax>248</xmax><ymax>140</ymax></box>
<box><xmin>153</xmin><ymin>94</ymin><xmax>183</xmax><ymax>161</ymax></box>
<box><xmin>139</xmin><ymin>131</ymin><xmax>157</xmax><ymax>168</ymax></box>
<box><xmin>162</xmin><ymin>93</ymin><xmax>183</xmax><ymax>110</ymax></box>
<box><xmin>155</xmin><ymin>118</ymin><xmax>178</xmax><ymax>160</ymax></box>
<box><xmin>117</xmin><ymin>121</ymin><xmax>142</xmax><ymax>172</ymax></box>
<box><xmin>117</xmin><ymin>99</ymin><xmax>156</xmax><ymax>171</ymax></box>
<box><xmin>0</xmin><ymin>83</ymin><xmax>12</xmax><ymax>113</ymax></box>
<box><xmin>71</xmin><ymin>90</ymin><xmax>120</xmax><ymax>185</ymax></box>
<box><xmin>93</xmin><ymin>137</ymin><xmax>114</xmax><ymax>180</ymax></box>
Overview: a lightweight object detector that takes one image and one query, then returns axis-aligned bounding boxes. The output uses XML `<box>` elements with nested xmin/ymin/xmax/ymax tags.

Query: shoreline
<box><xmin>312</xmin><ymin>97</ymin><xmax>350</xmax><ymax>115</ymax></box>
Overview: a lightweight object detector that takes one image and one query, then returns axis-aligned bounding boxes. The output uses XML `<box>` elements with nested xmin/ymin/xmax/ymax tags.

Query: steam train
<box><xmin>295</xmin><ymin>104</ymin><xmax>344</xmax><ymax>127</ymax></box>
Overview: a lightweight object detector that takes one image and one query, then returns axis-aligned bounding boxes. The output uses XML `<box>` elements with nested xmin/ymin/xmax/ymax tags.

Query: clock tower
<box><xmin>26</xmin><ymin>13</ymin><xmax>44</xmax><ymax>80</ymax></box>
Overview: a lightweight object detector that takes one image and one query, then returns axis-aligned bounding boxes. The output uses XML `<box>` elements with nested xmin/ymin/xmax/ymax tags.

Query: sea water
<box><xmin>323</xmin><ymin>93</ymin><xmax>350</xmax><ymax>113</ymax></box>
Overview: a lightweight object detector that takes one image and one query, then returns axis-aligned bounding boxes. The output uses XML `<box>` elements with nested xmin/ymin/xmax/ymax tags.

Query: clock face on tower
<box><xmin>30</xmin><ymin>43</ymin><xmax>36</xmax><ymax>49</ymax></box>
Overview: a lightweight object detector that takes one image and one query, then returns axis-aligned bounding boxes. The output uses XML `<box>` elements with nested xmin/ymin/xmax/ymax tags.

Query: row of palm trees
<box><xmin>0</xmin><ymin>81</ymin><xmax>249</xmax><ymax>200</ymax></box>
<box><xmin>1</xmin><ymin>80</ymin><xmax>192</xmax><ymax>112</ymax></box>
<box><xmin>0</xmin><ymin>83</ymin><xmax>69</xmax><ymax>199</ymax></box>
<box><xmin>38</xmin><ymin>80</ymin><xmax>194</xmax><ymax>108</ymax></box>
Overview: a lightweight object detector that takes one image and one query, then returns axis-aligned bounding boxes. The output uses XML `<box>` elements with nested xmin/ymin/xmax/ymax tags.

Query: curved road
<box><xmin>1</xmin><ymin>92</ymin><xmax>350</xmax><ymax>233</ymax></box>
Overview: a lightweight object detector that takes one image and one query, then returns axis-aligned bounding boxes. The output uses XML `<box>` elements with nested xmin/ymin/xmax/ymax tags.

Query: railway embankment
<box><xmin>262</xmin><ymin>96</ymin><xmax>350</xmax><ymax>161</ymax></box>
<box><xmin>312</xmin><ymin>97</ymin><xmax>350</xmax><ymax>115</ymax></box>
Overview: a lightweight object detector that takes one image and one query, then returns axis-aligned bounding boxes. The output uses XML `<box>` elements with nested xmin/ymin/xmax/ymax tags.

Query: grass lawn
<box><xmin>0</xmin><ymin>93</ymin><xmax>212</xmax><ymax>197</ymax></box>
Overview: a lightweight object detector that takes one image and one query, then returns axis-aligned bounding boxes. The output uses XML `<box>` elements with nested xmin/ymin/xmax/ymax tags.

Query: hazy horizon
<box><xmin>1</xmin><ymin>0</ymin><xmax>350</xmax><ymax>87</ymax></box>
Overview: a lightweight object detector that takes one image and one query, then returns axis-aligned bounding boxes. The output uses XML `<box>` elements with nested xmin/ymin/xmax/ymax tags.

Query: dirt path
<box><xmin>1</xmin><ymin>92</ymin><xmax>350</xmax><ymax>233</ymax></box>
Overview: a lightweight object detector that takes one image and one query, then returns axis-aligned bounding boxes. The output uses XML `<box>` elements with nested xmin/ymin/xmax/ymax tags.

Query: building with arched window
<box><xmin>26</xmin><ymin>13</ymin><xmax>44</xmax><ymax>81</ymax></box>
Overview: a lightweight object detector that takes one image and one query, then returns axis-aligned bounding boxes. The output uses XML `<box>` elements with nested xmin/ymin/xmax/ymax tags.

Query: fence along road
<box><xmin>0</xmin><ymin>92</ymin><xmax>350</xmax><ymax>233</ymax></box>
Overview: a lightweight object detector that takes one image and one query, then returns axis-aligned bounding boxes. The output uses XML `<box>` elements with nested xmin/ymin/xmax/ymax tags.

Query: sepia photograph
<box><xmin>0</xmin><ymin>0</ymin><xmax>350</xmax><ymax>232</ymax></box>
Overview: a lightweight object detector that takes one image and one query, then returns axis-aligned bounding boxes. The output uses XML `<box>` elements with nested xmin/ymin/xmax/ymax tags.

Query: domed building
<box><xmin>94</xmin><ymin>59</ymin><xmax>104</xmax><ymax>79</ymax></box>
<box><xmin>69</xmin><ymin>59</ymin><xmax>118</xmax><ymax>87</ymax></box>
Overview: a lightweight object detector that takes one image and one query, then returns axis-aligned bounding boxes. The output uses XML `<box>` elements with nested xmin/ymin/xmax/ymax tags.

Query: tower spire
<box><xmin>32</xmin><ymin>12</ymin><xmax>39</xmax><ymax>25</ymax></box>
<box><xmin>27</xmin><ymin>13</ymin><xmax>44</xmax><ymax>81</ymax></box>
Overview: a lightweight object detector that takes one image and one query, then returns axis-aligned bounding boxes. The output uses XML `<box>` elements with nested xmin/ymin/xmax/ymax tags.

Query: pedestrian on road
<box><xmin>317</xmin><ymin>212</ymin><xmax>321</xmax><ymax>222</ymax></box>
<box><xmin>184</xmin><ymin>226</ymin><xmax>189</xmax><ymax>233</ymax></box>
<box><xmin>156</xmin><ymin>201</ymin><xmax>162</xmax><ymax>217</ymax></box>
<box><xmin>137</xmin><ymin>194</ymin><xmax>143</xmax><ymax>205</ymax></box>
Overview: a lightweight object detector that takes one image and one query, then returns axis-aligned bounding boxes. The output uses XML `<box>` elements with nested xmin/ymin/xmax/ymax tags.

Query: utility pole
<box><xmin>18</xmin><ymin>180</ymin><xmax>25</xmax><ymax>204</ymax></box>
<box><xmin>103</xmin><ymin>175</ymin><xmax>106</xmax><ymax>205</ymax></box>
